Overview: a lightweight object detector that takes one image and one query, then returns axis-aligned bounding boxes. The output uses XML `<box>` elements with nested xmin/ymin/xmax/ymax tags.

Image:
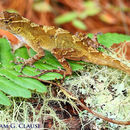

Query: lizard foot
<box><xmin>14</xmin><ymin>56</ymin><xmax>35</xmax><ymax>72</ymax></box>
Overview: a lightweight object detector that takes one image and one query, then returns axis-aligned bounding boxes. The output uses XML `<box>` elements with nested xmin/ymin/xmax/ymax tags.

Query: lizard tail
<box><xmin>83</xmin><ymin>52</ymin><xmax>130</xmax><ymax>75</ymax></box>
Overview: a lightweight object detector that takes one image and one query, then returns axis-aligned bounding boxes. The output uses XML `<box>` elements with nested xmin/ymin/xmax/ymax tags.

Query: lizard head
<box><xmin>0</xmin><ymin>11</ymin><xmax>24</xmax><ymax>33</ymax></box>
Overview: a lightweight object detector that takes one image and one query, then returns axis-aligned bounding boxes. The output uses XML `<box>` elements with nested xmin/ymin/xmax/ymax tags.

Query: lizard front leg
<box><xmin>15</xmin><ymin>46</ymin><xmax>45</xmax><ymax>72</ymax></box>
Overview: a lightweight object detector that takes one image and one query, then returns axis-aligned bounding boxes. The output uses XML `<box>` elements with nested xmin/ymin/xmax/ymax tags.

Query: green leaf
<box><xmin>0</xmin><ymin>76</ymin><xmax>31</xmax><ymax>98</ymax></box>
<box><xmin>0</xmin><ymin>39</ymin><xmax>48</xmax><ymax>106</ymax></box>
<box><xmin>0</xmin><ymin>91</ymin><xmax>11</xmax><ymax>106</ymax></box>
<box><xmin>85</xmin><ymin>1</ymin><xmax>101</xmax><ymax>15</ymax></box>
<box><xmin>0</xmin><ymin>68</ymin><xmax>47</xmax><ymax>93</ymax></box>
<box><xmin>42</xmin><ymin>50</ymin><xmax>62</xmax><ymax>68</ymax></box>
<box><xmin>68</xmin><ymin>60</ymin><xmax>84</xmax><ymax>71</ymax></box>
<box><xmin>5</xmin><ymin>9</ymin><xmax>18</xmax><ymax>13</ymax></box>
<box><xmin>79</xmin><ymin>1</ymin><xmax>101</xmax><ymax>19</ymax></box>
<box><xmin>97</xmin><ymin>33</ymin><xmax>130</xmax><ymax>48</ymax></box>
<box><xmin>29</xmin><ymin>48</ymin><xmax>36</xmax><ymax>57</ymax></box>
<box><xmin>0</xmin><ymin>38</ymin><xmax>14</xmax><ymax>68</ymax></box>
<box><xmin>55</xmin><ymin>12</ymin><xmax>78</xmax><ymax>24</ymax></box>
<box><xmin>33</xmin><ymin>1</ymin><xmax>52</xmax><ymax>12</ymax></box>
<box><xmin>87</xmin><ymin>33</ymin><xmax>130</xmax><ymax>48</ymax></box>
<box><xmin>15</xmin><ymin>47</ymin><xmax>29</xmax><ymax>59</ymax></box>
<box><xmin>87</xmin><ymin>33</ymin><xmax>94</xmax><ymax>39</ymax></box>
<box><xmin>72</xmin><ymin>19</ymin><xmax>87</xmax><ymax>30</ymax></box>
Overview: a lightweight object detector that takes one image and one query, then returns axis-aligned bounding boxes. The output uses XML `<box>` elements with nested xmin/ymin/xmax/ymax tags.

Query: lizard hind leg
<box><xmin>51</xmin><ymin>48</ymin><xmax>83</xmax><ymax>77</ymax></box>
<box><xmin>35</xmin><ymin>48</ymin><xmax>73</xmax><ymax>79</ymax></box>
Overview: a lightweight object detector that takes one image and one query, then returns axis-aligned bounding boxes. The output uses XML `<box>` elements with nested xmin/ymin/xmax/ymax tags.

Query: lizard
<box><xmin>0</xmin><ymin>11</ymin><xmax>130</xmax><ymax>125</ymax></box>
<box><xmin>0</xmin><ymin>11</ymin><xmax>130</xmax><ymax>77</ymax></box>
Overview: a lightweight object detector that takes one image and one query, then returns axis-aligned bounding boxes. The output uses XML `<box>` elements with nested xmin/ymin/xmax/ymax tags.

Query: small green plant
<box><xmin>0</xmin><ymin>38</ymin><xmax>83</xmax><ymax>106</ymax></box>
<box><xmin>54</xmin><ymin>1</ymin><xmax>101</xmax><ymax>30</ymax></box>
<box><xmin>88</xmin><ymin>33</ymin><xmax>130</xmax><ymax>47</ymax></box>
<box><xmin>97</xmin><ymin>33</ymin><xmax>130</xmax><ymax>48</ymax></box>
<box><xmin>0</xmin><ymin>32</ymin><xmax>130</xmax><ymax>106</ymax></box>
<box><xmin>0</xmin><ymin>32</ymin><xmax>130</xmax><ymax>129</ymax></box>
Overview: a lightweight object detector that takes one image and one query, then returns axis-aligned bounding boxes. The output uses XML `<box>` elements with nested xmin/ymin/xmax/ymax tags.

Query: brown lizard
<box><xmin>0</xmin><ymin>11</ymin><xmax>130</xmax><ymax>125</ymax></box>
<box><xmin>0</xmin><ymin>11</ymin><xmax>130</xmax><ymax>76</ymax></box>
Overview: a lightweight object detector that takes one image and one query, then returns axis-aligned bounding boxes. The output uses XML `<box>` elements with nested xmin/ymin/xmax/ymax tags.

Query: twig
<box><xmin>19</xmin><ymin>75</ymin><xmax>130</xmax><ymax>125</ymax></box>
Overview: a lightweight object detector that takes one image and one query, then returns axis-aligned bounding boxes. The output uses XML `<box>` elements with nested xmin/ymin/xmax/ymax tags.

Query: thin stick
<box><xmin>19</xmin><ymin>75</ymin><xmax>130</xmax><ymax>125</ymax></box>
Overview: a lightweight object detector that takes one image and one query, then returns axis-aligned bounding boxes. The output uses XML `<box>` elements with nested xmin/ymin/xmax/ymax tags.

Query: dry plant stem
<box><xmin>35</xmin><ymin>69</ymin><xmax>65</xmax><ymax>77</ymax></box>
<box><xmin>19</xmin><ymin>75</ymin><xmax>130</xmax><ymax>125</ymax></box>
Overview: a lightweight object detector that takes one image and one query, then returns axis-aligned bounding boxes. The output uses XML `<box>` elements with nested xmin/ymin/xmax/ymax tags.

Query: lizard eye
<box><xmin>4</xmin><ymin>20</ymin><xmax>9</xmax><ymax>24</ymax></box>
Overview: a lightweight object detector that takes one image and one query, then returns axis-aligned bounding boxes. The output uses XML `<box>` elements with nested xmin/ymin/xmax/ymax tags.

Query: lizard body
<box><xmin>0</xmin><ymin>11</ymin><xmax>130</xmax><ymax>76</ymax></box>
